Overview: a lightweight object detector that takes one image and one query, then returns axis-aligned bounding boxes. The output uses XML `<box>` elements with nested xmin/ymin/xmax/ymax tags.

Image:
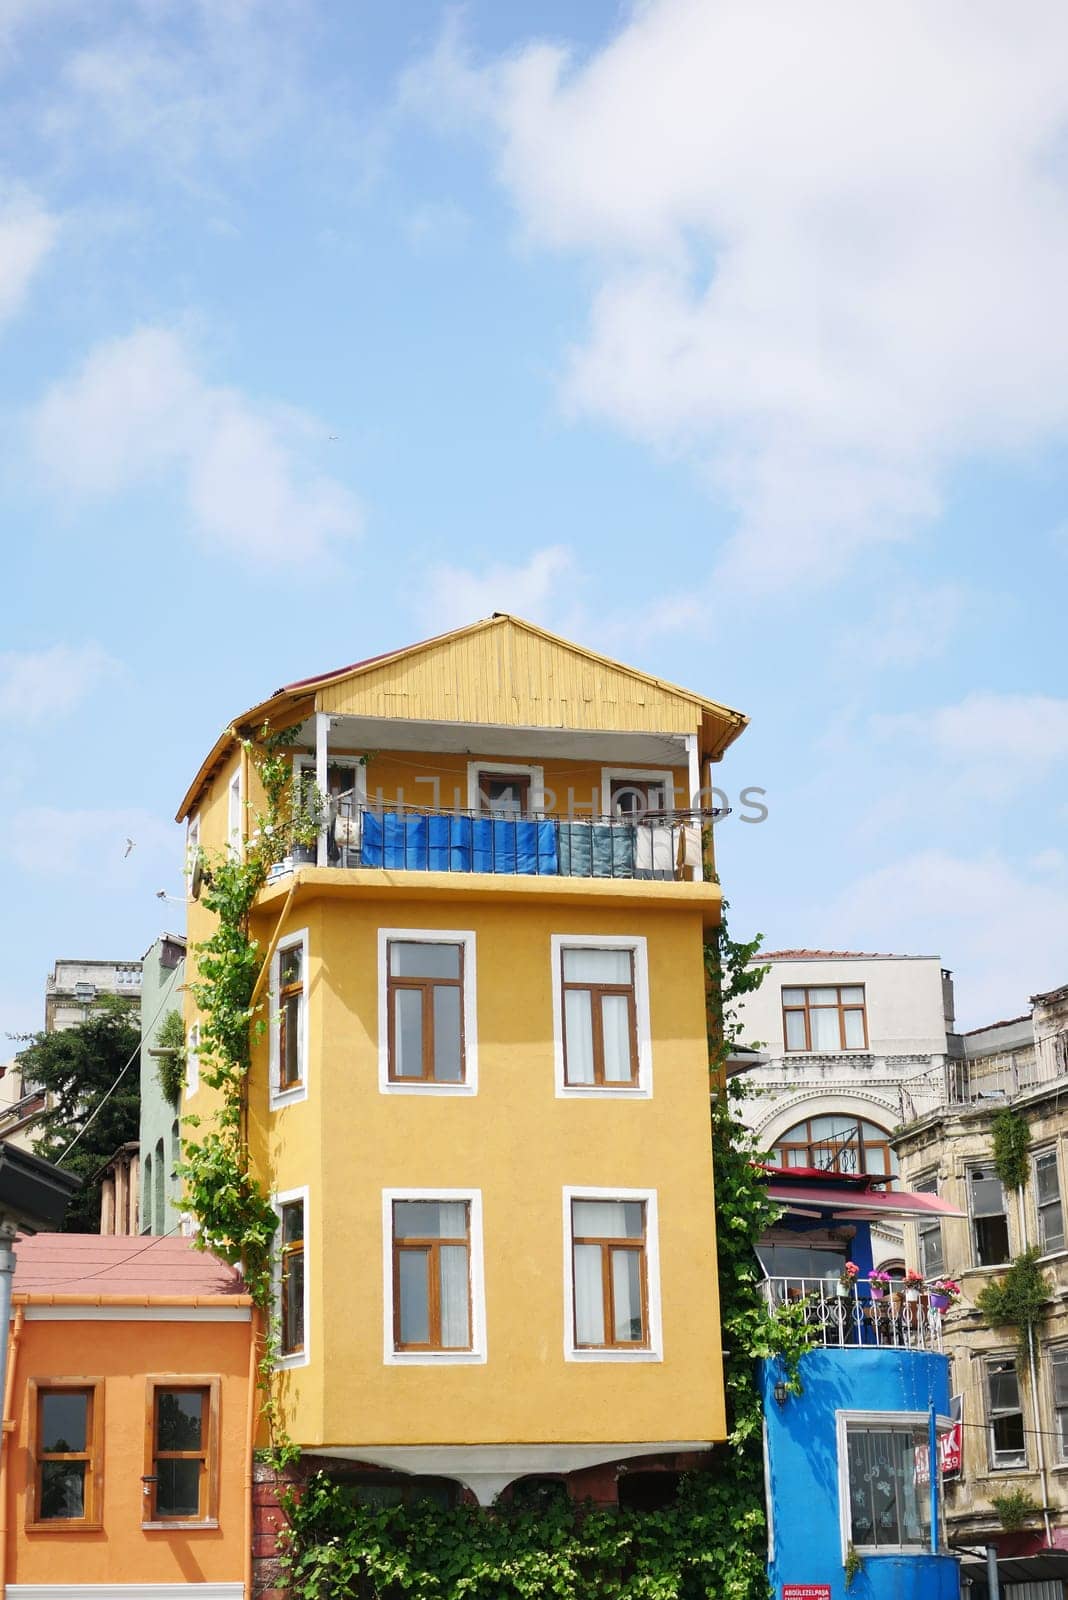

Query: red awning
<box><xmin>765</xmin><ymin>1181</ymin><xmax>964</xmax><ymax>1220</ymax></box>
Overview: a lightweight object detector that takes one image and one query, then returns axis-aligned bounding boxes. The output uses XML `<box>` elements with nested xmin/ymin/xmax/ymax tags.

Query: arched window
<box><xmin>155</xmin><ymin>1137</ymin><xmax>165</xmax><ymax>1230</ymax></box>
<box><xmin>773</xmin><ymin>1114</ymin><xmax>898</xmax><ymax>1180</ymax></box>
<box><xmin>142</xmin><ymin>1153</ymin><xmax>152</xmax><ymax>1234</ymax></box>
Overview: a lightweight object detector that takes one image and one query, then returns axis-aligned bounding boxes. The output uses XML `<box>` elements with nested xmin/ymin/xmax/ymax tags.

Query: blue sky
<box><xmin>2</xmin><ymin>0</ymin><xmax>1067</xmax><ymax>1042</ymax></box>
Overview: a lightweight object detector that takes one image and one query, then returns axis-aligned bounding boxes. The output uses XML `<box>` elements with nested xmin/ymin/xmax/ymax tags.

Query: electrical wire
<box><xmin>55</xmin><ymin>959</ymin><xmax>183</xmax><ymax>1165</ymax></box>
<box><xmin>24</xmin><ymin>1220</ymin><xmax>189</xmax><ymax>1287</ymax></box>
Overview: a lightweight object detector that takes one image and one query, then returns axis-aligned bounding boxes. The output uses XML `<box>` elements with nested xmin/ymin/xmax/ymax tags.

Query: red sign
<box><xmin>783</xmin><ymin>1588</ymin><xmax>831</xmax><ymax>1600</ymax></box>
<box><xmin>941</xmin><ymin>1396</ymin><xmax>963</xmax><ymax>1479</ymax></box>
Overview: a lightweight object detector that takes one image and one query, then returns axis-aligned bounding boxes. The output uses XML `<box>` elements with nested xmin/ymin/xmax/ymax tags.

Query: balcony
<box><xmin>271</xmin><ymin>806</ymin><xmax>713</xmax><ymax>884</ymax></box>
<box><xmin>762</xmin><ymin>1276</ymin><xmax>943</xmax><ymax>1352</ymax></box>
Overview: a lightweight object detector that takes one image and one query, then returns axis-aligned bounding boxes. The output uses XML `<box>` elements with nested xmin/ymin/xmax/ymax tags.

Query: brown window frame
<box><xmin>277</xmin><ymin>943</ymin><xmax>304</xmax><ymax>1093</ymax></box>
<box><xmin>391</xmin><ymin>1200</ymin><xmax>472</xmax><ymax>1353</ymax></box>
<box><xmin>386</xmin><ymin>940</ymin><xmax>466</xmax><ymax>1085</ymax></box>
<box><xmin>26</xmin><ymin>1379</ymin><xmax>104</xmax><ymax>1531</ymax></box>
<box><xmin>773</xmin><ymin>1116</ymin><xmax>897</xmax><ymax>1180</ymax></box>
<box><xmin>142</xmin><ymin>1377</ymin><xmax>220</xmax><ymax>1528</ymax></box>
<box><xmin>570</xmin><ymin>1200</ymin><xmax>650</xmax><ymax>1351</ymax></box>
<box><xmin>561</xmin><ymin>947</ymin><xmax>639</xmax><ymax>1087</ymax></box>
<box><xmin>475</xmin><ymin>771</ymin><xmax>531</xmax><ymax>816</ymax></box>
<box><xmin>279</xmin><ymin>1198</ymin><xmax>306</xmax><ymax>1358</ymax></box>
<box><xmin>781</xmin><ymin>985</ymin><xmax>869</xmax><ymax>1052</ymax></box>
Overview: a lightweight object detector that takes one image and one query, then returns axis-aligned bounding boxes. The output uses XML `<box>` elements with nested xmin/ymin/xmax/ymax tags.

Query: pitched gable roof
<box><xmin>177</xmin><ymin>614</ymin><xmax>747</xmax><ymax>821</ymax></box>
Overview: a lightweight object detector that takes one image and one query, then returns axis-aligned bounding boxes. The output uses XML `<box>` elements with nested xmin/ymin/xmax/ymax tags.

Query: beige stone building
<box><xmin>894</xmin><ymin>982</ymin><xmax>1068</xmax><ymax>1593</ymax></box>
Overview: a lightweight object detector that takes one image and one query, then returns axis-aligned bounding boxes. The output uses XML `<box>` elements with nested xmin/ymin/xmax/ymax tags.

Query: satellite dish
<box><xmin>190</xmin><ymin>852</ymin><xmax>204</xmax><ymax>901</ymax></box>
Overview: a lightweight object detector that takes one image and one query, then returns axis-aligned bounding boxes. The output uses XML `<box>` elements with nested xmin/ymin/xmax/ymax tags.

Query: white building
<box><xmin>733</xmin><ymin>949</ymin><xmax>955</xmax><ymax>1267</ymax></box>
<box><xmin>44</xmin><ymin>956</ymin><xmax>142</xmax><ymax>1032</ymax></box>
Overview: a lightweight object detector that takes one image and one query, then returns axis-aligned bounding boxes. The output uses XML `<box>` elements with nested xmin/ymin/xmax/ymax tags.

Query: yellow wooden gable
<box><xmin>177</xmin><ymin>615</ymin><xmax>746</xmax><ymax>820</ymax></box>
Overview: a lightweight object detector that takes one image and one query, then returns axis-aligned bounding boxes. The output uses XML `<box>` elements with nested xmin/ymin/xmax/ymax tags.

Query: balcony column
<box><xmin>315</xmin><ymin>712</ymin><xmax>329</xmax><ymax>868</ymax></box>
<box><xmin>685</xmin><ymin>735</ymin><xmax>703</xmax><ymax>882</ymax></box>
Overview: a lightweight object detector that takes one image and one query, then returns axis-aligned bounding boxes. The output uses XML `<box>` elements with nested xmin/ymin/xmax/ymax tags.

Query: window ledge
<box><xmin>142</xmin><ymin>1517</ymin><xmax>219</xmax><ymax>1531</ymax></box>
<box><xmin>269</xmin><ymin>1085</ymin><xmax>308</xmax><ymax>1112</ymax></box>
<box><xmin>25</xmin><ymin>1520</ymin><xmax>103</xmax><ymax>1534</ymax></box>
<box><xmin>381</xmin><ymin>1082</ymin><xmax>477</xmax><ymax>1096</ymax></box>
<box><xmin>566</xmin><ymin>1348</ymin><xmax>663</xmax><ymax>1363</ymax></box>
<box><xmin>557</xmin><ymin>1086</ymin><xmax>651</xmax><ymax>1100</ymax></box>
<box><xmin>275</xmin><ymin>1351</ymin><xmax>309</xmax><ymax>1370</ymax></box>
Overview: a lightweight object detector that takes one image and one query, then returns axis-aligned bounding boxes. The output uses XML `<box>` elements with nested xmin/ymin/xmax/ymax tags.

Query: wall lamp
<box><xmin>773</xmin><ymin>1380</ymin><xmax>789</xmax><ymax>1406</ymax></box>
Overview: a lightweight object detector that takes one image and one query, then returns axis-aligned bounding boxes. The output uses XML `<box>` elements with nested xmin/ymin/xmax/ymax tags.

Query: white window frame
<box><xmin>562</xmin><ymin>1185</ymin><xmax>662</xmax><ymax>1363</ymax></box>
<box><xmin>185</xmin><ymin>813</ymin><xmax>200</xmax><ymax>895</ymax></box>
<box><xmin>227</xmin><ymin>765</ymin><xmax>243</xmax><ymax>859</ymax></box>
<box><xmin>381</xmin><ymin>1188</ymin><xmax>486</xmax><ymax>1366</ymax></box>
<box><xmin>270</xmin><ymin>928</ymin><xmax>310</xmax><ymax>1111</ymax></box>
<box><xmin>272</xmin><ymin>1186</ymin><xmax>310</xmax><ymax>1370</ymax></box>
<box><xmin>835</xmin><ymin>1409</ymin><xmax>951</xmax><ymax>1559</ymax></box>
<box><xmin>186</xmin><ymin>1021</ymin><xmax>199</xmax><ymax>1098</ymax></box>
<box><xmin>465</xmin><ymin>760</ymin><xmax>545</xmax><ymax>813</ymax></box>
<box><xmin>551</xmin><ymin>934</ymin><xmax>652</xmax><ymax>1099</ymax></box>
<box><xmin>377</xmin><ymin>928</ymin><xmax>477</xmax><ymax>1096</ymax></box>
<box><xmin>1048</xmin><ymin>1344</ymin><xmax>1068</xmax><ymax>1464</ymax></box>
<box><xmin>598</xmin><ymin>767</ymin><xmax>678</xmax><ymax>818</ymax></box>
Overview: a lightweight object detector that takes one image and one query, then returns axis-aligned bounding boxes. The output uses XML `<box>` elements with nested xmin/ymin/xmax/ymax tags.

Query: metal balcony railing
<box><xmin>761</xmin><ymin>1276</ymin><xmax>943</xmax><ymax>1352</ymax></box>
<box><xmin>315</xmin><ymin>806</ymin><xmax>714</xmax><ymax>882</ymax></box>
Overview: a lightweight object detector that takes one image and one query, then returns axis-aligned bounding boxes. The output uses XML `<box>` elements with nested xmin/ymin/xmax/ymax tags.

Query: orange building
<box><xmin>1</xmin><ymin>1234</ymin><xmax>255</xmax><ymax>1599</ymax></box>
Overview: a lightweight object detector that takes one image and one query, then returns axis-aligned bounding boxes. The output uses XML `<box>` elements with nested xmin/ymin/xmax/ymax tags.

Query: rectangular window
<box><xmin>562</xmin><ymin>946</ymin><xmax>638</xmax><ymax>1087</ymax></box>
<box><xmin>971</xmin><ymin>1165</ymin><xmax>1011</xmax><ymax>1266</ymax></box>
<box><xmin>280</xmin><ymin>1200</ymin><xmax>305</xmax><ymax>1358</ymax></box>
<box><xmin>270</xmin><ymin>930</ymin><xmax>308</xmax><ymax>1107</ymax></box>
<box><xmin>185</xmin><ymin>814</ymin><xmax>201</xmax><ymax>896</ymax></box>
<box><xmin>552</xmin><ymin>935</ymin><xmax>651</xmax><ymax>1097</ymax></box>
<box><xmin>186</xmin><ymin>1021</ymin><xmax>199</xmax><ymax>1098</ymax></box>
<box><xmin>913</xmin><ymin>1173</ymin><xmax>945</xmax><ymax>1278</ymax></box>
<box><xmin>571</xmin><ymin>1198</ymin><xmax>648</xmax><ymax>1348</ymax></box>
<box><xmin>379</xmin><ymin>930</ymin><xmax>477</xmax><ymax>1094</ymax></box>
<box><xmin>1051</xmin><ymin>1348</ymin><xmax>1068</xmax><ymax>1463</ymax></box>
<box><xmin>1035</xmin><ymin>1150</ymin><xmax>1065</xmax><ymax>1254</ymax></box>
<box><xmin>392</xmin><ymin>1199</ymin><xmax>471</xmax><ymax>1351</ymax></box>
<box><xmin>603</xmin><ymin>771</ymin><xmax>674</xmax><ymax>819</ymax></box>
<box><xmin>144</xmin><ymin>1379</ymin><xmax>219</xmax><ymax>1525</ymax></box>
<box><xmin>388</xmin><ymin>940</ymin><xmax>464</xmax><ymax>1083</ymax></box>
<box><xmin>29</xmin><ymin>1382</ymin><xmax>103</xmax><ymax>1528</ymax></box>
<box><xmin>466</xmin><ymin>761</ymin><xmax>543</xmax><ymax>817</ymax></box>
<box><xmin>782</xmin><ymin>985</ymin><xmax>868</xmax><ymax>1052</ymax></box>
<box><xmin>844</xmin><ymin>1423</ymin><xmax>931</xmax><ymax>1549</ymax></box>
<box><xmin>227</xmin><ymin>768</ymin><xmax>242</xmax><ymax>858</ymax></box>
<box><xmin>987</xmin><ymin>1358</ymin><xmax>1027</xmax><ymax>1468</ymax></box>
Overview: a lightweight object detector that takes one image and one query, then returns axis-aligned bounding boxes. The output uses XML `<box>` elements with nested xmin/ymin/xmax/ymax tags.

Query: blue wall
<box><xmin>760</xmin><ymin>1349</ymin><xmax>959</xmax><ymax>1600</ymax></box>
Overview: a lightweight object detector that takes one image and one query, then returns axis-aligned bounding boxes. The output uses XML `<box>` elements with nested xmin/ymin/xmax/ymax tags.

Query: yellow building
<box><xmin>176</xmin><ymin>614</ymin><xmax>747</xmax><ymax>1506</ymax></box>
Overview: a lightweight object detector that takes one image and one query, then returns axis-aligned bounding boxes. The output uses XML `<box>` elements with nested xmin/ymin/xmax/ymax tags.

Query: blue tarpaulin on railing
<box><xmin>360</xmin><ymin>812</ymin><xmax>559</xmax><ymax>875</ymax></box>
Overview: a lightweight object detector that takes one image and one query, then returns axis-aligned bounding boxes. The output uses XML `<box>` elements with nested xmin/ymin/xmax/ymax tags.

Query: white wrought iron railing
<box><xmin>761</xmin><ymin>1276</ymin><xmax>943</xmax><ymax>1352</ymax></box>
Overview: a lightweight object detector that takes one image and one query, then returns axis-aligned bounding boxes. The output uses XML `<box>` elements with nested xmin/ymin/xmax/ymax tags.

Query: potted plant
<box><xmin>867</xmin><ymin>1268</ymin><xmax>891</xmax><ymax>1301</ymax></box>
<box><xmin>928</xmin><ymin>1277</ymin><xmax>961</xmax><ymax>1313</ymax></box>
<box><xmin>837</xmin><ymin>1261</ymin><xmax>860</xmax><ymax>1297</ymax></box>
<box><xmin>904</xmin><ymin>1268</ymin><xmax>923</xmax><ymax>1304</ymax></box>
<box><xmin>287</xmin><ymin>773</ymin><xmax>326</xmax><ymax>864</ymax></box>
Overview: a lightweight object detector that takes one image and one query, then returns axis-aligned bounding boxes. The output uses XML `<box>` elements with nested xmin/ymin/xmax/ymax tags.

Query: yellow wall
<box><xmin>6</xmin><ymin>1314</ymin><xmax>251</xmax><ymax>1586</ymax></box>
<box><xmin>246</xmin><ymin>886</ymin><xmax>724</xmax><ymax>1451</ymax></box>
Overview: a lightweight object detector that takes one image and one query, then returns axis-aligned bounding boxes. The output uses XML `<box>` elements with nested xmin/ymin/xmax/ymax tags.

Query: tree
<box><xmin>14</xmin><ymin>998</ymin><xmax>141</xmax><ymax>1232</ymax></box>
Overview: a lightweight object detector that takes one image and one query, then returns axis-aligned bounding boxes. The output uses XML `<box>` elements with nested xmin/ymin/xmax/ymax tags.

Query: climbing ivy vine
<box><xmin>177</xmin><ymin>721</ymin><xmax>310</xmax><ymax>1466</ymax></box>
<box><xmin>992</xmin><ymin>1108</ymin><xmax>1031</xmax><ymax>1192</ymax></box>
<box><xmin>280</xmin><ymin>907</ymin><xmax>802</xmax><ymax>1599</ymax></box>
<box><xmin>976</xmin><ymin>1246</ymin><xmax>1050</xmax><ymax>1360</ymax></box>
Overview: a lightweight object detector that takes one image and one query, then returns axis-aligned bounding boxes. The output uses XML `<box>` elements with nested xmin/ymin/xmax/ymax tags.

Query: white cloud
<box><xmin>873</xmin><ymin>692</ymin><xmax>1068</xmax><ymax>775</ymax></box>
<box><xmin>406</xmin><ymin>2</ymin><xmax>1068</xmax><ymax>591</ymax></box>
<box><xmin>0</xmin><ymin>643</ymin><xmax>118</xmax><ymax>722</ymax></box>
<box><xmin>30</xmin><ymin>327</ymin><xmax>362</xmax><ymax>566</ymax></box>
<box><xmin>3</xmin><ymin>805</ymin><xmax>177</xmax><ymax>889</ymax></box>
<box><xmin>828</xmin><ymin>849</ymin><xmax>1068</xmax><ymax>1029</ymax></box>
<box><xmin>0</xmin><ymin>192</ymin><xmax>58</xmax><ymax>329</ymax></box>
<box><xmin>838</xmin><ymin>582</ymin><xmax>970</xmax><ymax>669</ymax></box>
<box><xmin>417</xmin><ymin>544</ymin><xmax>580</xmax><ymax>632</ymax></box>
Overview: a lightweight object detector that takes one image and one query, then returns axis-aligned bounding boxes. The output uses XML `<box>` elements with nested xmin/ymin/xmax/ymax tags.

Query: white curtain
<box><xmin>438</xmin><ymin>1245</ymin><xmax>469</xmax><ymax>1348</ymax></box>
<box><xmin>573</xmin><ymin>1200</ymin><xmax>630</xmax><ymax>1237</ymax></box>
<box><xmin>611</xmin><ymin>1248</ymin><xmax>642</xmax><ymax>1341</ymax></box>
<box><xmin>573</xmin><ymin>1243</ymin><xmax>604</xmax><ymax>1344</ymax></box>
<box><xmin>811</xmin><ymin>1007</ymin><xmax>840</xmax><ymax>1050</ymax></box>
<box><xmin>564</xmin><ymin>990</ymin><xmax>595</xmax><ymax>1083</ymax></box>
<box><xmin>562</xmin><ymin>948</ymin><xmax>631</xmax><ymax>983</ymax></box>
<box><xmin>393</xmin><ymin>990</ymin><xmax>423</xmax><ymax>1076</ymax></box>
<box><xmin>601</xmin><ymin>994</ymin><xmax>632</xmax><ymax>1081</ymax></box>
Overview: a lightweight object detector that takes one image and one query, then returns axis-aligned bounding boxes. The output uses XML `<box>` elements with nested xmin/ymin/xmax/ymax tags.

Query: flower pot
<box><xmin>905</xmin><ymin>1287</ymin><xmax>921</xmax><ymax>1304</ymax></box>
<box><xmin>291</xmin><ymin>843</ymin><xmax>317</xmax><ymax>864</ymax></box>
<box><xmin>929</xmin><ymin>1291</ymin><xmax>951</xmax><ymax>1312</ymax></box>
<box><xmin>869</xmin><ymin>1286</ymin><xmax>885</xmax><ymax>1301</ymax></box>
<box><xmin>836</xmin><ymin>1281</ymin><xmax>851</xmax><ymax>1298</ymax></box>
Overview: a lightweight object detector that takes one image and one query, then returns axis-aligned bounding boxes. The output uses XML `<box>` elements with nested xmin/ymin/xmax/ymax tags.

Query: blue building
<box><xmin>758</xmin><ymin>1168</ymin><xmax>963</xmax><ymax>1600</ymax></box>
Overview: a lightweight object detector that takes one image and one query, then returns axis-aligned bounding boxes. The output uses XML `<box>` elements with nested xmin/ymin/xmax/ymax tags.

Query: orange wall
<box><xmin>6</xmin><ymin>1314</ymin><xmax>251</xmax><ymax>1587</ymax></box>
